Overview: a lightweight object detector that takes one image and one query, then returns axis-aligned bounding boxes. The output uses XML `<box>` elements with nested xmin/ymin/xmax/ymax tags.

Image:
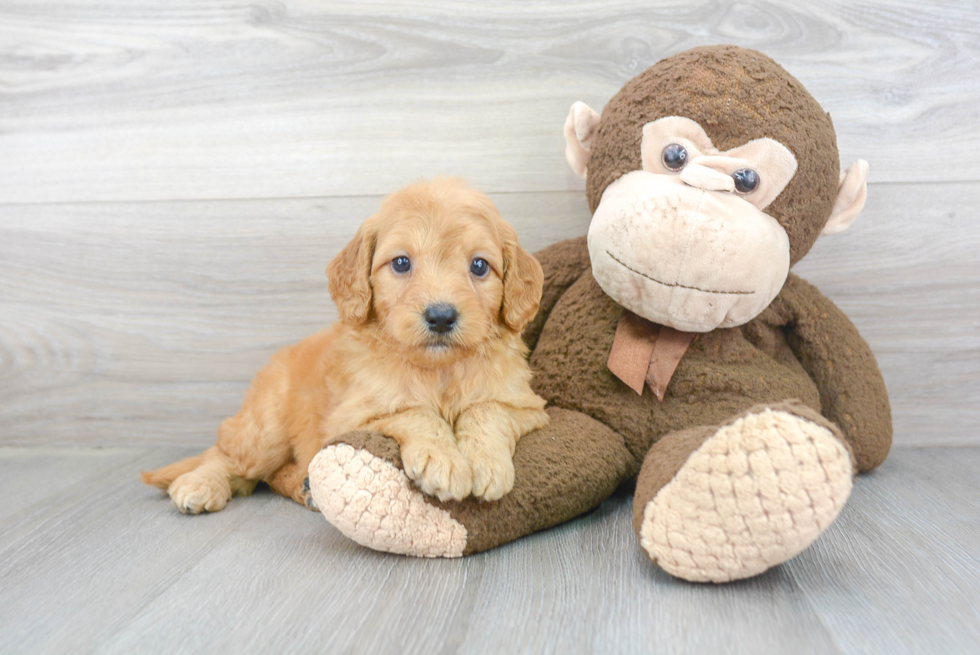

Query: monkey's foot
<box><xmin>308</xmin><ymin>436</ymin><xmax>467</xmax><ymax>558</ymax></box>
<box><xmin>637</xmin><ymin>407</ymin><xmax>853</xmax><ymax>583</ymax></box>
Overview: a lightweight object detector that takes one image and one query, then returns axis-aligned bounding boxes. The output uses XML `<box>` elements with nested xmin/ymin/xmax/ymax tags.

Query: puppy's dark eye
<box><xmin>662</xmin><ymin>144</ymin><xmax>688</xmax><ymax>171</ymax></box>
<box><xmin>732</xmin><ymin>169</ymin><xmax>760</xmax><ymax>194</ymax></box>
<box><xmin>470</xmin><ymin>258</ymin><xmax>490</xmax><ymax>277</ymax></box>
<box><xmin>391</xmin><ymin>256</ymin><xmax>411</xmax><ymax>274</ymax></box>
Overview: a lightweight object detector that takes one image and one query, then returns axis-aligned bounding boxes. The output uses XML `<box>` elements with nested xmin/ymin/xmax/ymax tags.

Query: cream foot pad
<box><xmin>639</xmin><ymin>410</ymin><xmax>853</xmax><ymax>582</ymax></box>
<box><xmin>308</xmin><ymin>444</ymin><xmax>467</xmax><ymax>558</ymax></box>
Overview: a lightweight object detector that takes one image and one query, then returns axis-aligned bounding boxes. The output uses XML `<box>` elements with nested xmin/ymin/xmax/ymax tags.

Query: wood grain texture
<box><xmin>788</xmin><ymin>448</ymin><xmax>980</xmax><ymax>654</ymax></box>
<box><xmin>793</xmin><ymin>181</ymin><xmax>980</xmax><ymax>446</ymax></box>
<box><xmin>0</xmin><ymin>446</ymin><xmax>977</xmax><ymax>654</ymax></box>
<box><xmin>1</xmin><ymin>183</ymin><xmax>975</xmax><ymax>447</ymax></box>
<box><xmin>0</xmin><ymin>0</ymin><xmax>978</xmax><ymax>203</ymax></box>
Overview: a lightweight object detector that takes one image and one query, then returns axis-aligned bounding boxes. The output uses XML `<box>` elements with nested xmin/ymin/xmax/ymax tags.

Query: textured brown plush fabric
<box><xmin>531</xmin><ymin>259</ymin><xmax>816</xmax><ymax>463</ymax></box>
<box><xmin>447</xmin><ymin>408</ymin><xmax>636</xmax><ymax>554</ymax></box>
<box><xmin>529</xmin><ymin>238</ymin><xmax>890</xmax><ymax>472</ymax></box>
<box><xmin>325</xmin><ymin>429</ymin><xmax>404</xmax><ymax>468</ymax></box>
<box><xmin>772</xmin><ymin>276</ymin><xmax>893</xmax><ymax>470</ymax></box>
<box><xmin>585</xmin><ymin>45</ymin><xmax>840</xmax><ymax>265</ymax></box>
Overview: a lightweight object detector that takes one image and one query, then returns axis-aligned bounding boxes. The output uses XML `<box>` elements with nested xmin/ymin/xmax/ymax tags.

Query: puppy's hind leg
<box><xmin>144</xmin><ymin>447</ymin><xmax>256</xmax><ymax>513</ymax></box>
<box><xmin>266</xmin><ymin>437</ymin><xmax>325</xmax><ymax>510</ymax></box>
<box><xmin>160</xmin><ymin>382</ymin><xmax>293</xmax><ymax>514</ymax></box>
<box><xmin>267</xmin><ymin>463</ymin><xmax>317</xmax><ymax>510</ymax></box>
<box><xmin>141</xmin><ymin>452</ymin><xmax>206</xmax><ymax>490</ymax></box>
<box><xmin>165</xmin><ymin>446</ymin><xmax>237</xmax><ymax>514</ymax></box>
<box><xmin>145</xmin><ymin>339</ymin><xmax>321</xmax><ymax>514</ymax></box>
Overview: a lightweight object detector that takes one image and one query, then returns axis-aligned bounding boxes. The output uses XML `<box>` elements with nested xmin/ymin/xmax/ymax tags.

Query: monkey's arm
<box><xmin>777</xmin><ymin>273</ymin><xmax>892</xmax><ymax>472</ymax></box>
<box><xmin>524</xmin><ymin>235</ymin><xmax>592</xmax><ymax>351</ymax></box>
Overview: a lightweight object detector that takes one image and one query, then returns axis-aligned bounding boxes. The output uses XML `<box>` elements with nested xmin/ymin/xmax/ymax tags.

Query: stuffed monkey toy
<box><xmin>308</xmin><ymin>45</ymin><xmax>892</xmax><ymax>583</ymax></box>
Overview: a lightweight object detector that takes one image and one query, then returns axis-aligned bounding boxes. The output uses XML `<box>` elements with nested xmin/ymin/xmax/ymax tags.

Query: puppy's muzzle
<box><xmin>424</xmin><ymin>303</ymin><xmax>458</xmax><ymax>334</ymax></box>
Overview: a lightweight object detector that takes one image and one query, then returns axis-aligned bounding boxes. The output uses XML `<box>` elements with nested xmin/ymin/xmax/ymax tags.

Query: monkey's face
<box><xmin>563</xmin><ymin>46</ymin><xmax>870</xmax><ymax>333</ymax></box>
<box><xmin>587</xmin><ymin>117</ymin><xmax>797</xmax><ymax>332</ymax></box>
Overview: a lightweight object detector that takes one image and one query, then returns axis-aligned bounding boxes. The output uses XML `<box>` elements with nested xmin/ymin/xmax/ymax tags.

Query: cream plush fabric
<box><xmin>587</xmin><ymin>171</ymin><xmax>791</xmax><ymax>332</ymax></box>
<box><xmin>564</xmin><ymin>101</ymin><xmax>602</xmax><ymax>179</ymax></box>
<box><xmin>638</xmin><ymin>409</ymin><xmax>853</xmax><ymax>582</ymax></box>
<box><xmin>310</xmin><ymin>444</ymin><xmax>467</xmax><ymax>558</ymax></box>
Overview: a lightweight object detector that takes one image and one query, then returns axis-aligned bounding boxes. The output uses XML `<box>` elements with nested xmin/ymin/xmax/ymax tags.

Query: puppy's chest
<box><xmin>395</xmin><ymin>365</ymin><xmax>485</xmax><ymax>422</ymax></box>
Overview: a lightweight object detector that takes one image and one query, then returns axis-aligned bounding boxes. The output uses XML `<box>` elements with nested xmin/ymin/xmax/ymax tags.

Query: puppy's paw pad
<box><xmin>168</xmin><ymin>471</ymin><xmax>232</xmax><ymax>514</ymax></box>
<box><xmin>401</xmin><ymin>442</ymin><xmax>472</xmax><ymax>501</ymax></box>
<box><xmin>461</xmin><ymin>444</ymin><xmax>514</xmax><ymax>502</ymax></box>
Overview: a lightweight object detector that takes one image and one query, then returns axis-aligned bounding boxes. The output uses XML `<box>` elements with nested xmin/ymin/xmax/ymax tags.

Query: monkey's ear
<box><xmin>327</xmin><ymin>220</ymin><xmax>377</xmax><ymax>325</ymax></box>
<box><xmin>822</xmin><ymin>160</ymin><xmax>869</xmax><ymax>235</ymax></box>
<box><xmin>564</xmin><ymin>101</ymin><xmax>602</xmax><ymax>179</ymax></box>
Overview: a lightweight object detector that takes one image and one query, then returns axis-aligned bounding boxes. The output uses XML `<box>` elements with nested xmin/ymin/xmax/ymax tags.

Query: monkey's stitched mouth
<box><xmin>605</xmin><ymin>251</ymin><xmax>754</xmax><ymax>296</ymax></box>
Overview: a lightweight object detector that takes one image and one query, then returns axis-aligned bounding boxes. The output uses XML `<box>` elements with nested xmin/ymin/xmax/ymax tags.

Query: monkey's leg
<box><xmin>633</xmin><ymin>401</ymin><xmax>855</xmax><ymax>583</ymax></box>
<box><xmin>307</xmin><ymin>408</ymin><xmax>637</xmax><ymax>557</ymax></box>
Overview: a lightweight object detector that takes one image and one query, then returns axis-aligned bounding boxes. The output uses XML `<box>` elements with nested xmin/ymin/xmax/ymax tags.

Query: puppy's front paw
<box><xmin>401</xmin><ymin>440</ymin><xmax>472</xmax><ymax>501</ymax></box>
<box><xmin>459</xmin><ymin>440</ymin><xmax>514</xmax><ymax>502</ymax></box>
<box><xmin>168</xmin><ymin>469</ymin><xmax>232</xmax><ymax>514</ymax></box>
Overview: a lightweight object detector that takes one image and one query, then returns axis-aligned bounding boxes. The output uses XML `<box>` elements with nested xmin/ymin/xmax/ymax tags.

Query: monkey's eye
<box><xmin>732</xmin><ymin>169</ymin><xmax>760</xmax><ymax>194</ymax></box>
<box><xmin>470</xmin><ymin>258</ymin><xmax>490</xmax><ymax>278</ymax></box>
<box><xmin>662</xmin><ymin>144</ymin><xmax>688</xmax><ymax>171</ymax></box>
<box><xmin>391</xmin><ymin>256</ymin><xmax>411</xmax><ymax>274</ymax></box>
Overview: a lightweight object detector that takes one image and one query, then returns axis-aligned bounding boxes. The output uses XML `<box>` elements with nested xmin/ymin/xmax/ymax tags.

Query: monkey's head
<box><xmin>565</xmin><ymin>45</ymin><xmax>869</xmax><ymax>332</ymax></box>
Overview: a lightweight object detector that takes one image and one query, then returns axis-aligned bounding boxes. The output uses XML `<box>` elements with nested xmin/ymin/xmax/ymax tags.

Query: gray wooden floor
<box><xmin>2</xmin><ymin>1</ymin><xmax>979</xmax><ymax>653</ymax></box>
<box><xmin>0</xmin><ymin>446</ymin><xmax>978</xmax><ymax>654</ymax></box>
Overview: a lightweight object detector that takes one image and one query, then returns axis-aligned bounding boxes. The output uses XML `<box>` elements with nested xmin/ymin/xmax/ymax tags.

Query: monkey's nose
<box><xmin>680</xmin><ymin>160</ymin><xmax>736</xmax><ymax>192</ymax></box>
<box><xmin>424</xmin><ymin>303</ymin><xmax>458</xmax><ymax>334</ymax></box>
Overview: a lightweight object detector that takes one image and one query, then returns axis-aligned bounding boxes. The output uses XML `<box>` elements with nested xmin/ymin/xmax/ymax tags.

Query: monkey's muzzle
<box><xmin>588</xmin><ymin>170</ymin><xmax>790</xmax><ymax>332</ymax></box>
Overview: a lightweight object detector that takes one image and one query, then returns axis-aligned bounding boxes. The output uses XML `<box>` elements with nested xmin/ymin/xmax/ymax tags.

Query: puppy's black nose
<box><xmin>424</xmin><ymin>303</ymin><xmax>458</xmax><ymax>334</ymax></box>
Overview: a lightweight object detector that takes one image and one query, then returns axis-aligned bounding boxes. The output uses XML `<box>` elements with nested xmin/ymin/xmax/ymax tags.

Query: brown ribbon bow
<box><xmin>607</xmin><ymin>310</ymin><xmax>696</xmax><ymax>401</ymax></box>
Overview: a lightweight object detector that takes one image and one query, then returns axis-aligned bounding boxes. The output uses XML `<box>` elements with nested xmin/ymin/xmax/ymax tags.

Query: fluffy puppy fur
<box><xmin>142</xmin><ymin>178</ymin><xmax>550</xmax><ymax>513</ymax></box>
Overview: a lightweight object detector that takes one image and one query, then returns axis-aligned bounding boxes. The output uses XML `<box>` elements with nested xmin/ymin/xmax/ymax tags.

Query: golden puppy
<box><xmin>142</xmin><ymin>178</ymin><xmax>550</xmax><ymax>512</ymax></box>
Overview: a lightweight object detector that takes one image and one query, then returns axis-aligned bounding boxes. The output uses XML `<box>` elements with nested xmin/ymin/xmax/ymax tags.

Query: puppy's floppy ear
<box><xmin>500</xmin><ymin>224</ymin><xmax>544</xmax><ymax>332</ymax></box>
<box><xmin>327</xmin><ymin>219</ymin><xmax>377</xmax><ymax>325</ymax></box>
